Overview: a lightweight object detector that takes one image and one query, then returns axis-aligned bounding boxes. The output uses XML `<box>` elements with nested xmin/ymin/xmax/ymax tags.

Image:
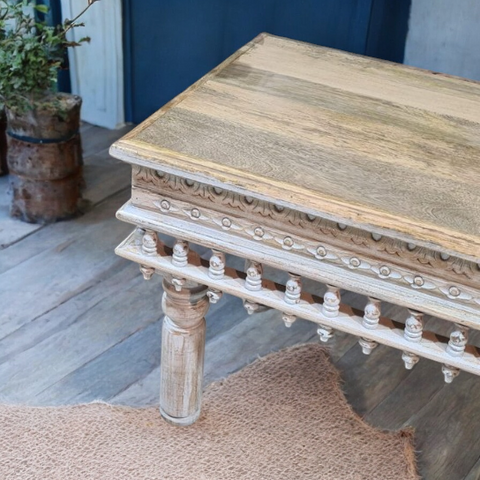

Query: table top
<box><xmin>111</xmin><ymin>33</ymin><xmax>480</xmax><ymax>263</ymax></box>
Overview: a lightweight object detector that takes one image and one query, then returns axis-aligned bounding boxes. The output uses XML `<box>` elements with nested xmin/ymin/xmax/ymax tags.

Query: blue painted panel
<box><xmin>366</xmin><ymin>0</ymin><xmax>411</xmax><ymax>62</ymax></box>
<box><xmin>38</xmin><ymin>0</ymin><xmax>71</xmax><ymax>93</ymax></box>
<box><xmin>124</xmin><ymin>0</ymin><xmax>379</xmax><ymax>123</ymax></box>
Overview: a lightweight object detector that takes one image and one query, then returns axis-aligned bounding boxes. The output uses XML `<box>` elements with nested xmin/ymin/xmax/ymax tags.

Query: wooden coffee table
<box><xmin>111</xmin><ymin>33</ymin><xmax>480</xmax><ymax>426</ymax></box>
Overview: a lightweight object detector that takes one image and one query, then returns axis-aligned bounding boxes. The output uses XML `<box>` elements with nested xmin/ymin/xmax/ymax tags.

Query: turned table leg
<box><xmin>159</xmin><ymin>274</ymin><xmax>210</xmax><ymax>426</ymax></box>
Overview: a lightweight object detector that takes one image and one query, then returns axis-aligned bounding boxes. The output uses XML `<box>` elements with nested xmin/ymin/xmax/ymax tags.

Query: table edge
<box><xmin>110</xmin><ymin>138</ymin><xmax>480</xmax><ymax>264</ymax></box>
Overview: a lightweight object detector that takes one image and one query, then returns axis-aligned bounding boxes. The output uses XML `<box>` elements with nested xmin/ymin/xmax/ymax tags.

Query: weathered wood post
<box><xmin>160</xmin><ymin>275</ymin><xmax>210</xmax><ymax>426</ymax></box>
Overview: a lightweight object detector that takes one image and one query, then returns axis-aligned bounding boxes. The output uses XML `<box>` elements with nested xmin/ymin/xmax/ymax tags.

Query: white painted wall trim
<box><xmin>60</xmin><ymin>0</ymin><xmax>125</xmax><ymax>129</ymax></box>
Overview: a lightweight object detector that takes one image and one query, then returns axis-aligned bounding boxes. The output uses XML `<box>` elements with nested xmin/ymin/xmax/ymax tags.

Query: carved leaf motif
<box><xmin>133</xmin><ymin>166</ymin><xmax>480</xmax><ymax>284</ymax></box>
<box><xmin>404</xmin><ymin>275</ymin><xmax>437</xmax><ymax>290</ymax></box>
<box><xmin>371</xmin><ymin>265</ymin><xmax>402</xmax><ymax>280</ymax></box>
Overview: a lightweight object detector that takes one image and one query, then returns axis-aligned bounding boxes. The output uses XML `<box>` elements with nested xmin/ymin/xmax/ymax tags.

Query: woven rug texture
<box><xmin>0</xmin><ymin>344</ymin><xmax>419</xmax><ymax>479</ymax></box>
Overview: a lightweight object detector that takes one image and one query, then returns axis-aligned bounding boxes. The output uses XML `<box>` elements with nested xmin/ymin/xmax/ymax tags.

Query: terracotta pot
<box><xmin>6</xmin><ymin>93</ymin><xmax>84</xmax><ymax>224</ymax></box>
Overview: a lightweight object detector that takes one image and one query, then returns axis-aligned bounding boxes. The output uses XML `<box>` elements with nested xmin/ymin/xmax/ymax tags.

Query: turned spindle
<box><xmin>446</xmin><ymin>325</ymin><xmax>469</xmax><ymax>357</ymax></box>
<box><xmin>207</xmin><ymin>288</ymin><xmax>223</xmax><ymax>304</ymax></box>
<box><xmin>404</xmin><ymin>309</ymin><xmax>424</xmax><ymax>343</ymax></box>
<box><xmin>172</xmin><ymin>239</ymin><xmax>189</xmax><ymax>267</ymax></box>
<box><xmin>209</xmin><ymin>249</ymin><xmax>226</xmax><ymax>279</ymax></box>
<box><xmin>317</xmin><ymin>324</ymin><xmax>334</xmax><ymax>342</ymax></box>
<box><xmin>245</xmin><ymin>260</ymin><xmax>263</xmax><ymax>291</ymax></box>
<box><xmin>282</xmin><ymin>313</ymin><xmax>296</xmax><ymax>328</ymax></box>
<box><xmin>402</xmin><ymin>351</ymin><xmax>420</xmax><ymax>370</ymax></box>
<box><xmin>142</xmin><ymin>229</ymin><xmax>158</xmax><ymax>256</ymax></box>
<box><xmin>358</xmin><ymin>338</ymin><xmax>378</xmax><ymax>355</ymax></box>
<box><xmin>363</xmin><ymin>298</ymin><xmax>381</xmax><ymax>329</ymax></box>
<box><xmin>322</xmin><ymin>285</ymin><xmax>340</xmax><ymax>318</ymax></box>
<box><xmin>139</xmin><ymin>265</ymin><xmax>155</xmax><ymax>281</ymax></box>
<box><xmin>442</xmin><ymin>364</ymin><xmax>460</xmax><ymax>383</ymax></box>
<box><xmin>171</xmin><ymin>277</ymin><xmax>186</xmax><ymax>292</ymax></box>
<box><xmin>243</xmin><ymin>299</ymin><xmax>261</xmax><ymax>315</ymax></box>
<box><xmin>284</xmin><ymin>273</ymin><xmax>302</xmax><ymax>305</ymax></box>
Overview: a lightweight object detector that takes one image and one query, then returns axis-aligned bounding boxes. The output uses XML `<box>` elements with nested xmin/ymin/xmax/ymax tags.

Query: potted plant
<box><xmin>0</xmin><ymin>0</ymin><xmax>98</xmax><ymax>223</ymax></box>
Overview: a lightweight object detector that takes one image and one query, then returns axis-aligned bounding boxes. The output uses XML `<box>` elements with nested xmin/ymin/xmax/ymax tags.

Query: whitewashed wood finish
<box><xmin>111</xmin><ymin>34</ymin><xmax>480</xmax><ymax>262</ymax></box>
<box><xmin>111</xmin><ymin>35</ymin><xmax>480</xmax><ymax>425</ymax></box>
<box><xmin>159</xmin><ymin>273</ymin><xmax>209</xmax><ymax>426</ymax></box>
<box><xmin>117</xmin><ymin>199</ymin><xmax>480</xmax><ymax>328</ymax></box>
<box><xmin>115</xmin><ymin>231</ymin><xmax>480</xmax><ymax>378</ymax></box>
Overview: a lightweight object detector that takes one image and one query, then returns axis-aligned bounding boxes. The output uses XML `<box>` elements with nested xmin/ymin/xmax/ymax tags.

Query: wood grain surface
<box><xmin>2</xmin><ymin>124</ymin><xmax>480</xmax><ymax>479</ymax></box>
<box><xmin>111</xmin><ymin>33</ymin><xmax>480</xmax><ymax>262</ymax></box>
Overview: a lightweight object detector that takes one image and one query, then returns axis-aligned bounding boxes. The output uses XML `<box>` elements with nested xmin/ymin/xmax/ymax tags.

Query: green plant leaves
<box><xmin>0</xmin><ymin>0</ymin><xmax>97</xmax><ymax>112</ymax></box>
<box><xmin>34</xmin><ymin>4</ymin><xmax>49</xmax><ymax>14</ymax></box>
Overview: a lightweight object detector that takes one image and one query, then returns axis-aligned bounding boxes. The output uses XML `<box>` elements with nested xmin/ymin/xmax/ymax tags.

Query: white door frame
<box><xmin>60</xmin><ymin>0</ymin><xmax>125</xmax><ymax>129</ymax></box>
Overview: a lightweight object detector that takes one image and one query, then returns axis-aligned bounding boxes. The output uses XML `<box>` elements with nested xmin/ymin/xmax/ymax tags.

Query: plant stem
<box><xmin>63</xmin><ymin>1</ymin><xmax>96</xmax><ymax>34</ymax></box>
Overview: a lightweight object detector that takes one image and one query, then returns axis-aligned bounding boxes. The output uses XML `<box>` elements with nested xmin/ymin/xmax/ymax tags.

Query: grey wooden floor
<box><xmin>1</xmin><ymin>124</ymin><xmax>479</xmax><ymax>480</ymax></box>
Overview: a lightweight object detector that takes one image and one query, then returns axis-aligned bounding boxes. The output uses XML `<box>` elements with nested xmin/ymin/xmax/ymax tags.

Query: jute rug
<box><xmin>0</xmin><ymin>344</ymin><xmax>418</xmax><ymax>479</ymax></box>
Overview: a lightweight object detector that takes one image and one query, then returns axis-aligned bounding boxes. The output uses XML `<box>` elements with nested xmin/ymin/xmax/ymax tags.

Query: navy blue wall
<box><xmin>123</xmin><ymin>0</ymin><xmax>411</xmax><ymax>123</ymax></box>
<box><xmin>39</xmin><ymin>0</ymin><xmax>71</xmax><ymax>93</ymax></box>
<box><xmin>49</xmin><ymin>0</ymin><xmax>410</xmax><ymax>123</ymax></box>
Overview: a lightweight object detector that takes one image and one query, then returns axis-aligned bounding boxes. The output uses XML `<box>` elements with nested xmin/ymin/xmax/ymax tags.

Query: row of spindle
<box><xmin>140</xmin><ymin>232</ymin><xmax>470</xmax><ymax>383</ymax></box>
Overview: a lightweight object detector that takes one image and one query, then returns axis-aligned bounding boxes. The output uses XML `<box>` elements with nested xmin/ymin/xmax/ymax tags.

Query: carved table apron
<box><xmin>111</xmin><ymin>34</ymin><xmax>480</xmax><ymax>426</ymax></box>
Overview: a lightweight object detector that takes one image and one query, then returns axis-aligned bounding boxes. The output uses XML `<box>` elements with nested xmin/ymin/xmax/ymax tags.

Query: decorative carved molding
<box><xmin>285</xmin><ymin>273</ymin><xmax>302</xmax><ymax>305</ymax></box>
<box><xmin>142</xmin><ymin>229</ymin><xmax>158</xmax><ymax>256</ymax></box>
<box><xmin>447</xmin><ymin>325</ymin><xmax>469</xmax><ymax>357</ymax></box>
<box><xmin>207</xmin><ymin>288</ymin><xmax>223</xmax><ymax>304</ymax></box>
<box><xmin>282</xmin><ymin>313</ymin><xmax>296</xmax><ymax>328</ymax></box>
<box><xmin>442</xmin><ymin>364</ymin><xmax>460</xmax><ymax>383</ymax></box>
<box><xmin>363</xmin><ymin>298</ymin><xmax>381</xmax><ymax>330</ymax></box>
<box><xmin>131</xmin><ymin>167</ymin><xmax>480</xmax><ymax>309</ymax></box>
<box><xmin>139</xmin><ymin>264</ymin><xmax>155</xmax><ymax>280</ymax></box>
<box><xmin>172</xmin><ymin>240</ymin><xmax>189</xmax><ymax>268</ymax></box>
<box><xmin>404</xmin><ymin>310</ymin><xmax>424</xmax><ymax>343</ymax></box>
<box><xmin>359</xmin><ymin>338</ymin><xmax>378</xmax><ymax>355</ymax></box>
<box><xmin>323</xmin><ymin>286</ymin><xmax>341</xmax><ymax>318</ymax></box>
<box><xmin>402</xmin><ymin>351</ymin><xmax>420</xmax><ymax>370</ymax></box>
<box><xmin>132</xmin><ymin>166</ymin><xmax>480</xmax><ymax>283</ymax></box>
<box><xmin>116</xmin><ymin>230</ymin><xmax>480</xmax><ymax>379</ymax></box>
<box><xmin>243</xmin><ymin>299</ymin><xmax>261</xmax><ymax>315</ymax></box>
<box><xmin>245</xmin><ymin>260</ymin><xmax>263</xmax><ymax>291</ymax></box>
<box><xmin>317</xmin><ymin>324</ymin><xmax>334</xmax><ymax>342</ymax></box>
<box><xmin>209</xmin><ymin>250</ymin><xmax>226</xmax><ymax>280</ymax></box>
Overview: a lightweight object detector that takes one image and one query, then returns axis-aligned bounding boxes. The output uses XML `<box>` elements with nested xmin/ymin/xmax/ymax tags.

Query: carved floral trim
<box><xmin>131</xmin><ymin>183</ymin><xmax>480</xmax><ymax>309</ymax></box>
<box><xmin>133</xmin><ymin>166</ymin><xmax>480</xmax><ymax>283</ymax></box>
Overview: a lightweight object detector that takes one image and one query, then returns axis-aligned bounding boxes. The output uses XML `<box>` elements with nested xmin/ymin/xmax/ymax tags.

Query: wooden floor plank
<box><xmin>34</xmin><ymin>319</ymin><xmax>163</xmax><ymax>405</ymax></box>
<box><xmin>0</xmin><ymin>192</ymin><xmax>133</xmax><ymax>339</ymax></box>
<box><xmin>41</xmin><ymin>292</ymin><xmax>250</xmax><ymax>406</ymax></box>
<box><xmin>0</xmin><ymin>272</ymin><xmax>163</xmax><ymax>403</ymax></box>
<box><xmin>364</xmin><ymin>358</ymin><xmax>445</xmax><ymax>429</ymax></box>
<box><xmin>0</xmin><ymin>189</ymin><xmax>130</xmax><ymax>276</ymax></box>
<box><xmin>0</xmin><ymin>176</ymin><xmax>42</xmax><ymax>249</ymax></box>
<box><xmin>335</xmin><ymin>344</ymin><xmax>411</xmax><ymax>416</ymax></box>
<box><xmin>0</xmin><ymin>261</ymin><xmax>137</xmax><ymax>365</ymax></box>
<box><xmin>403</xmin><ymin>372</ymin><xmax>480</xmax><ymax>480</ymax></box>
<box><xmin>465</xmin><ymin>457</ymin><xmax>480</xmax><ymax>480</ymax></box>
<box><xmin>82</xmin><ymin>124</ymin><xmax>132</xmax><ymax>158</ymax></box>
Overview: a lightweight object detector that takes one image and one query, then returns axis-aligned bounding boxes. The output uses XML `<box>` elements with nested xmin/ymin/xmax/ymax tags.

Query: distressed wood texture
<box><xmin>111</xmin><ymin>34</ymin><xmax>480</xmax><ymax>427</ymax></box>
<box><xmin>159</xmin><ymin>273</ymin><xmax>209</xmax><ymax>426</ymax></box>
<box><xmin>3</xmin><ymin>123</ymin><xmax>480</xmax><ymax>478</ymax></box>
<box><xmin>111</xmin><ymin>33</ymin><xmax>480</xmax><ymax>263</ymax></box>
